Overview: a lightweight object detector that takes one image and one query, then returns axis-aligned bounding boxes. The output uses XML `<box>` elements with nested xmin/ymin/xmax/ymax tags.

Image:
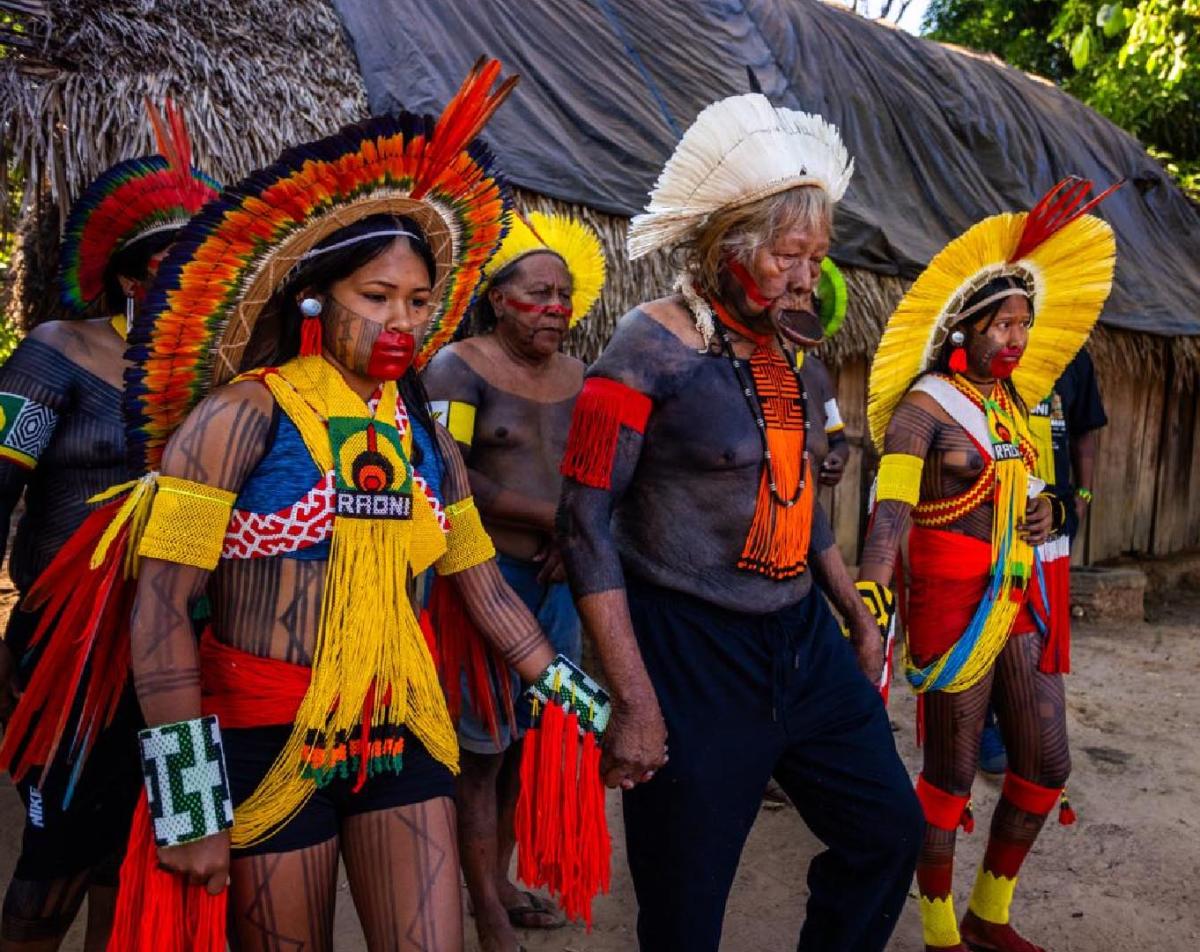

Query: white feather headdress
<box><xmin>627</xmin><ymin>94</ymin><xmax>854</xmax><ymax>261</ymax></box>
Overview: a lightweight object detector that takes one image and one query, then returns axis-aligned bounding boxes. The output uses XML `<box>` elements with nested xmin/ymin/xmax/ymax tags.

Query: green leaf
<box><xmin>1071</xmin><ymin>26</ymin><xmax>1094</xmax><ymax>70</ymax></box>
<box><xmin>1098</xmin><ymin>3</ymin><xmax>1127</xmax><ymax>37</ymax></box>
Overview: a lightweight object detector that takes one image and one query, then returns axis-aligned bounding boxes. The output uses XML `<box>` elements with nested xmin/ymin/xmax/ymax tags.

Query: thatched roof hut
<box><xmin>3</xmin><ymin>0</ymin><xmax>1198</xmax><ymax>565</ymax></box>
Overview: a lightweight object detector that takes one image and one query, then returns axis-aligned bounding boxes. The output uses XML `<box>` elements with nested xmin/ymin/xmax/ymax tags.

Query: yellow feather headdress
<box><xmin>481</xmin><ymin>210</ymin><xmax>606</xmax><ymax>328</ymax></box>
<box><xmin>867</xmin><ymin>178</ymin><xmax>1120</xmax><ymax>450</ymax></box>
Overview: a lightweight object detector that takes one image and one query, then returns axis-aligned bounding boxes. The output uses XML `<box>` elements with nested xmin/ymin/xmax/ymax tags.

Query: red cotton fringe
<box><xmin>515</xmin><ymin>699</ymin><xmax>611</xmax><ymax>929</ymax></box>
<box><xmin>738</xmin><ymin>425</ymin><xmax>814</xmax><ymax>580</ymax></box>
<box><xmin>559</xmin><ymin>376</ymin><xmax>652</xmax><ymax>490</ymax></box>
<box><xmin>1036</xmin><ymin>552</ymin><xmax>1072</xmax><ymax>675</ymax></box>
<box><xmin>0</xmin><ymin>495</ymin><xmax>135</xmax><ymax>788</ymax></box>
<box><xmin>425</xmin><ymin>576</ymin><xmax>516</xmax><ymax>746</ymax></box>
<box><xmin>300</xmin><ymin>315</ymin><xmax>323</xmax><ymax>357</ymax></box>
<box><xmin>107</xmin><ymin>793</ymin><xmax>226</xmax><ymax>952</ymax></box>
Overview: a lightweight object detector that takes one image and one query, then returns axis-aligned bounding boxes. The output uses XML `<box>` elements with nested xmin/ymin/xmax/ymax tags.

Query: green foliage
<box><xmin>924</xmin><ymin>0</ymin><xmax>1200</xmax><ymax>200</ymax></box>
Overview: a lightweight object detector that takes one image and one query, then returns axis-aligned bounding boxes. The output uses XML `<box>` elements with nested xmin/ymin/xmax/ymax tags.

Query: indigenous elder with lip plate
<box><xmin>31</xmin><ymin>62</ymin><xmax>613</xmax><ymax>952</ymax></box>
<box><xmin>857</xmin><ymin>178</ymin><xmax>1118</xmax><ymax>952</ymax></box>
<box><xmin>423</xmin><ymin>210</ymin><xmax>604</xmax><ymax>951</ymax></box>
<box><xmin>557</xmin><ymin>94</ymin><xmax>923</xmax><ymax>952</ymax></box>
<box><xmin>0</xmin><ymin>101</ymin><xmax>216</xmax><ymax>952</ymax></box>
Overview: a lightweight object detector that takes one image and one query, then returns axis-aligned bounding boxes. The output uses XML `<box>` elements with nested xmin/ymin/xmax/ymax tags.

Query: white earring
<box><xmin>950</xmin><ymin>329</ymin><xmax>965</xmax><ymax>346</ymax></box>
<box><xmin>125</xmin><ymin>295</ymin><xmax>135</xmax><ymax>322</ymax></box>
<box><xmin>300</xmin><ymin>297</ymin><xmax>323</xmax><ymax>317</ymax></box>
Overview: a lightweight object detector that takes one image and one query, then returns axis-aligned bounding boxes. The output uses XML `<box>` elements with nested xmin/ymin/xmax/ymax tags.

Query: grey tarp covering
<box><xmin>332</xmin><ymin>0</ymin><xmax>1200</xmax><ymax>336</ymax></box>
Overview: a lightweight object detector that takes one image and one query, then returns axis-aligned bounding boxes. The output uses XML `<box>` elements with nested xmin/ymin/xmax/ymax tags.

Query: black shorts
<box><xmin>224</xmin><ymin>724</ymin><xmax>457</xmax><ymax>857</ymax></box>
<box><xmin>10</xmin><ymin>691</ymin><xmax>143</xmax><ymax>885</ymax></box>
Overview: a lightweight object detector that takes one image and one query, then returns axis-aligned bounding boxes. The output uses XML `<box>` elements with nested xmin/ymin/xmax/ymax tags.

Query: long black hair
<box><xmin>102</xmin><ymin>228</ymin><xmax>177</xmax><ymax>313</ymax></box>
<box><xmin>264</xmin><ymin>213</ymin><xmax>442</xmax><ymax>469</ymax></box>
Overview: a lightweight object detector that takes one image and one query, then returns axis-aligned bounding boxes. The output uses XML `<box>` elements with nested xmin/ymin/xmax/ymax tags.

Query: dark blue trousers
<box><xmin>622</xmin><ymin>576</ymin><xmax>923</xmax><ymax>952</ymax></box>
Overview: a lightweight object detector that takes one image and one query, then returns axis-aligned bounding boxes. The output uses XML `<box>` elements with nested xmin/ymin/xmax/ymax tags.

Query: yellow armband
<box><xmin>876</xmin><ymin>453</ymin><xmax>924</xmax><ymax>506</ymax></box>
<box><xmin>428</xmin><ymin>400</ymin><xmax>477</xmax><ymax>447</ymax></box>
<box><xmin>138</xmin><ymin>476</ymin><xmax>236</xmax><ymax>570</ymax></box>
<box><xmin>435</xmin><ymin>496</ymin><xmax>496</xmax><ymax>575</ymax></box>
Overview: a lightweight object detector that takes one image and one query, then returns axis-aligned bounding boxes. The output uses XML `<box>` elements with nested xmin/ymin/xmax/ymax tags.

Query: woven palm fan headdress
<box><xmin>867</xmin><ymin>177</ymin><xmax>1121</xmax><ymax>450</ymax></box>
<box><xmin>58</xmin><ymin>98</ymin><xmax>219</xmax><ymax>315</ymax></box>
<box><xmin>125</xmin><ymin>58</ymin><xmax>515</xmax><ymax>474</ymax></box>
<box><xmin>480</xmin><ymin>210</ymin><xmax>606</xmax><ymax>329</ymax></box>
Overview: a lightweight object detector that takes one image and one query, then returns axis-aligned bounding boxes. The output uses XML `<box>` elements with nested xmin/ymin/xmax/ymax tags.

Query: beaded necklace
<box><xmin>710</xmin><ymin>303</ymin><xmax>811</xmax><ymax>509</ymax></box>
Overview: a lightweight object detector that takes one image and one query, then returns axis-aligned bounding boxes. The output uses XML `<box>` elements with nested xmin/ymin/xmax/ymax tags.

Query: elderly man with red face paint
<box><xmin>556</xmin><ymin>95</ymin><xmax>922</xmax><ymax>952</ymax></box>
<box><xmin>422</xmin><ymin>211</ymin><xmax>606</xmax><ymax>952</ymax></box>
<box><xmin>857</xmin><ymin>179</ymin><xmax>1119</xmax><ymax>952</ymax></box>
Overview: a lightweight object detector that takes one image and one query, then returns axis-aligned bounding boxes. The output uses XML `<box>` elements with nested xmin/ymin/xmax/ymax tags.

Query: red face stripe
<box><xmin>725</xmin><ymin>258</ymin><xmax>775</xmax><ymax>308</ymax></box>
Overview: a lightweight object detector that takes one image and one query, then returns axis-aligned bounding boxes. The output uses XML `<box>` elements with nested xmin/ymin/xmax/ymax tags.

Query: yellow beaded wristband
<box><xmin>435</xmin><ymin>496</ymin><xmax>496</xmax><ymax>575</ymax></box>
<box><xmin>876</xmin><ymin>453</ymin><xmax>924</xmax><ymax>506</ymax></box>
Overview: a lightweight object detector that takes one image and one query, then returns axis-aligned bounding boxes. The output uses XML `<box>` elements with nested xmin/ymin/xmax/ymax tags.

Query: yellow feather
<box><xmin>483</xmin><ymin>211</ymin><xmax>606</xmax><ymax>327</ymax></box>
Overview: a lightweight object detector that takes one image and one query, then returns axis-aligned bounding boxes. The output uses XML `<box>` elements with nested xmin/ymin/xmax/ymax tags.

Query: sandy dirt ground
<box><xmin>2</xmin><ymin>582</ymin><xmax>1198</xmax><ymax>951</ymax></box>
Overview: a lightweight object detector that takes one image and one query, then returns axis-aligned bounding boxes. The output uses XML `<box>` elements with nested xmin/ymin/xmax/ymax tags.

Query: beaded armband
<box><xmin>435</xmin><ymin>496</ymin><xmax>496</xmax><ymax>575</ymax></box>
<box><xmin>138</xmin><ymin>715</ymin><xmax>234</xmax><ymax>847</ymax></box>
<box><xmin>875</xmin><ymin>453</ymin><xmax>924</xmax><ymax>506</ymax></box>
<box><xmin>139</xmin><ymin>476</ymin><xmax>236</xmax><ymax>570</ymax></box>
<box><xmin>855</xmin><ymin>579</ymin><xmax>896</xmax><ymax>642</ymax></box>
<box><xmin>428</xmin><ymin>400</ymin><xmax>477</xmax><ymax>447</ymax></box>
<box><xmin>0</xmin><ymin>392</ymin><xmax>58</xmax><ymax>470</ymax></box>
<box><xmin>527</xmin><ymin>654</ymin><xmax>612</xmax><ymax>737</ymax></box>
<box><xmin>1039</xmin><ymin>491</ymin><xmax>1068</xmax><ymax>535</ymax></box>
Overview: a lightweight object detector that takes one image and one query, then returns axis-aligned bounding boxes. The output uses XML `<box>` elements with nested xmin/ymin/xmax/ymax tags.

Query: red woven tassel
<box><xmin>426</xmin><ymin>576</ymin><xmax>516</xmax><ymax>746</ymax></box>
<box><xmin>107</xmin><ymin>793</ymin><xmax>226</xmax><ymax>952</ymax></box>
<box><xmin>515</xmin><ymin>698</ymin><xmax>610</xmax><ymax>929</ymax></box>
<box><xmin>1058</xmin><ymin>790</ymin><xmax>1077</xmax><ymax>826</ymax></box>
<box><xmin>1038</xmin><ymin>551</ymin><xmax>1072</xmax><ymax>674</ymax></box>
<box><xmin>0</xmin><ymin>496</ymin><xmax>136</xmax><ymax>787</ymax></box>
<box><xmin>560</xmin><ymin>377</ymin><xmax>652</xmax><ymax>489</ymax></box>
<box><xmin>961</xmin><ymin>800</ymin><xmax>975</xmax><ymax>834</ymax></box>
<box><xmin>949</xmin><ymin>347</ymin><xmax>968</xmax><ymax>373</ymax></box>
<box><xmin>300</xmin><ymin>316</ymin><xmax>323</xmax><ymax>357</ymax></box>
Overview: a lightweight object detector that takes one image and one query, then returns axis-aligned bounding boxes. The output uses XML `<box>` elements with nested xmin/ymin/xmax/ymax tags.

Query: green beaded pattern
<box><xmin>139</xmin><ymin>715</ymin><xmax>234</xmax><ymax>847</ymax></box>
<box><xmin>528</xmin><ymin>654</ymin><xmax>611</xmax><ymax>737</ymax></box>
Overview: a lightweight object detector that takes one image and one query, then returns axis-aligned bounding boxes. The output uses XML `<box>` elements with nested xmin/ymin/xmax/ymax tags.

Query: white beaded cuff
<box><xmin>138</xmin><ymin>714</ymin><xmax>234</xmax><ymax>847</ymax></box>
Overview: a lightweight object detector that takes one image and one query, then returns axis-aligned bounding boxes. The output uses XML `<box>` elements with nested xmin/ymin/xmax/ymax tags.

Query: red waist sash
<box><xmin>906</xmin><ymin>526</ymin><xmax>1038</xmax><ymax>666</ymax></box>
<box><xmin>200</xmin><ymin>630</ymin><xmax>310</xmax><ymax>727</ymax></box>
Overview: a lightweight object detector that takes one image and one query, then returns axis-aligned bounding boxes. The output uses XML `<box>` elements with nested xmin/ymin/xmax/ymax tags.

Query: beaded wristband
<box><xmin>1076</xmin><ymin>487</ymin><xmax>1094</xmax><ymax>505</ymax></box>
<box><xmin>855</xmin><ymin>579</ymin><xmax>895</xmax><ymax>641</ymax></box>
<box><xmin>527</xmin><ymin>654</ymin><xmax>611</xmax><ymax>737</ymax></box>
<box><xmin>138</xmin><ymin>715</ymin><xmax>234</xmax><ymax>847</ymax></box>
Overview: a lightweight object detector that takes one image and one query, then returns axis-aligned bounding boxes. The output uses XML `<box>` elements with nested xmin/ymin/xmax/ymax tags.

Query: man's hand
<box><xmin>1019</xmin><ymin>494</ymin><xmax>1053</xmax><ymax>546</ymax></box>
<box><xmin>0</xmin><ymin>641</ymin><xmax>18</xmax><ymax>729</ymax></box>
<box><xmin>157</xmin><ymin>829</ymin><xmax>231</xmax><ymax>895</ymax></box>
<box><xmin>818</xmin><ymin>452</ymin><xmax>846</xmax><ymax>487</ymax></box>
<box><xmin>847</xmin><ymin>612</ymin><xmax>885</xmax><ymax>685</ymax></box>
<box><xmin>599</xmin><ymin>693</ymin><xmax>668</xmax><ymax>791</ymax></box>
<box><xmin>534</xmin><ymin>540</ymin><xmax>567</xmax><ymax>585</ymax></box>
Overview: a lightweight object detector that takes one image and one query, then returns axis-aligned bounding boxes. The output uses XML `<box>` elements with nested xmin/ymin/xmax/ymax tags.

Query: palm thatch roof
<box><xmin>2</xmin><ymin>0</ymin><xmax>1197</xmax><ymax>389</ymax></box>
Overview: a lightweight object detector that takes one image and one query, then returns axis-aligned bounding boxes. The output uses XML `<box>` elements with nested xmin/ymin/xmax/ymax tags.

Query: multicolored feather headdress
<box><xmin>58</xmin><ymin>98</ymin><xmax>219</xmax><ymax>314</ymax></box>
<box><xmin>867</xmin><ymin>177</ymin><xmax>1120</xmax><ymax>450</ymax></box>
<box><xmin>124</xmin><ymin>58</ymin><xmax>516</xmax><ymax>474</ymax></box>
<box><xmin>481</xmin><ymin>210</ymin><xmax>606</xmax><ymax>328</ymax></box>
<box><xmin>627</xmin><ymin>93</ymin><xmax>854</xmax><ymax>261</ymax></box>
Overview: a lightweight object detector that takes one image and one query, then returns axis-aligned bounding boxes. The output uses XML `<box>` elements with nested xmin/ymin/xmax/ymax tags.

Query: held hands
<box><xmin>1019</xmin><ymin>493</ymin><xmax>1054</xmax><ymax>546</ymax></box>
<box><xmin>157</xmin><ymin>829</ymin><xmax>230</xmax><ymax>895</ymax></box>
<box><xmin>600</xmin><ymin>692</ymin><xmax>669</xmax><ymax>791</ymax></box>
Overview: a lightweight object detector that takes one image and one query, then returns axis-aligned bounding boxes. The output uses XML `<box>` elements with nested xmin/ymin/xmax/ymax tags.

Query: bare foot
<box><xmin>495</xmin><ymin>882</ymin><xmax>564</xmax><ymax>930</ymax></box>
<box><xmin>960</xmin><ymin>911</ymin><xmax>1047</xmax><ymax>952</ymax></box>
<box><xmin>475</xmin><ymin>906</ymin><xmax>524</xmax><ymax>952</ymax></box>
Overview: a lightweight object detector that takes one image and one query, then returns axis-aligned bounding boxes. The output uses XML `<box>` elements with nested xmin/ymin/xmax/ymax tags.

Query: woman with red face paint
<box><xmin>22</xmin><ymin>70</ymin><xmax>612</xmax><ymax>951</ymax></box>
<box><xmin>857</xmin><ymin>180</ymin><xmax>1119</xmax><ymax>952</ymax></box>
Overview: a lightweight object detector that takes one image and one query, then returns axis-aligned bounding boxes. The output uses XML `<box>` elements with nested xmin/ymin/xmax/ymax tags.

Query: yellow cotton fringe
<box><xmin>876</xmin><ymin>452</ymin><xmax>924</xmax><ymax>506</ymax></box>
<box><xmin>1027</xmin><ymin>410</ymin><xmax>1056</xmax><ymax>484</ymax></box>
<box><xmin>968</xmin><ymin>867</ymin><xmax>1018</xmax><ymax>925</ymax></box>
<box><xmin>919</xmin><ymin>894</ymin><xmax>961</xmax><ymax>948</ymax></box>
<box><xmin>904</xmin><ymin>388</ymin><xmax>1034</xmax><ymax>694</ymax></box>
<box><xmin>437</xmin><ymin>496</ymin><xmax>496</xmax><ymax>576</ymax></box>
<box><xmin>138</xmin><ymin>476</ymin><xmax>235</xmax><ymax>571</ymax></box>
<box><xmin>867</xmin><ymin>211</ymin><xmax>1115</xmax><ymax>452</ymax></box>
<box><xmin>89</xmin><ymin>473</ymin><xmax>160</xmax><ymax>578</ymax></box>
<box><xmin>231</xmin><ymin>356</ymin><xmax>458</xmax><ymax>848</ymax></box>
